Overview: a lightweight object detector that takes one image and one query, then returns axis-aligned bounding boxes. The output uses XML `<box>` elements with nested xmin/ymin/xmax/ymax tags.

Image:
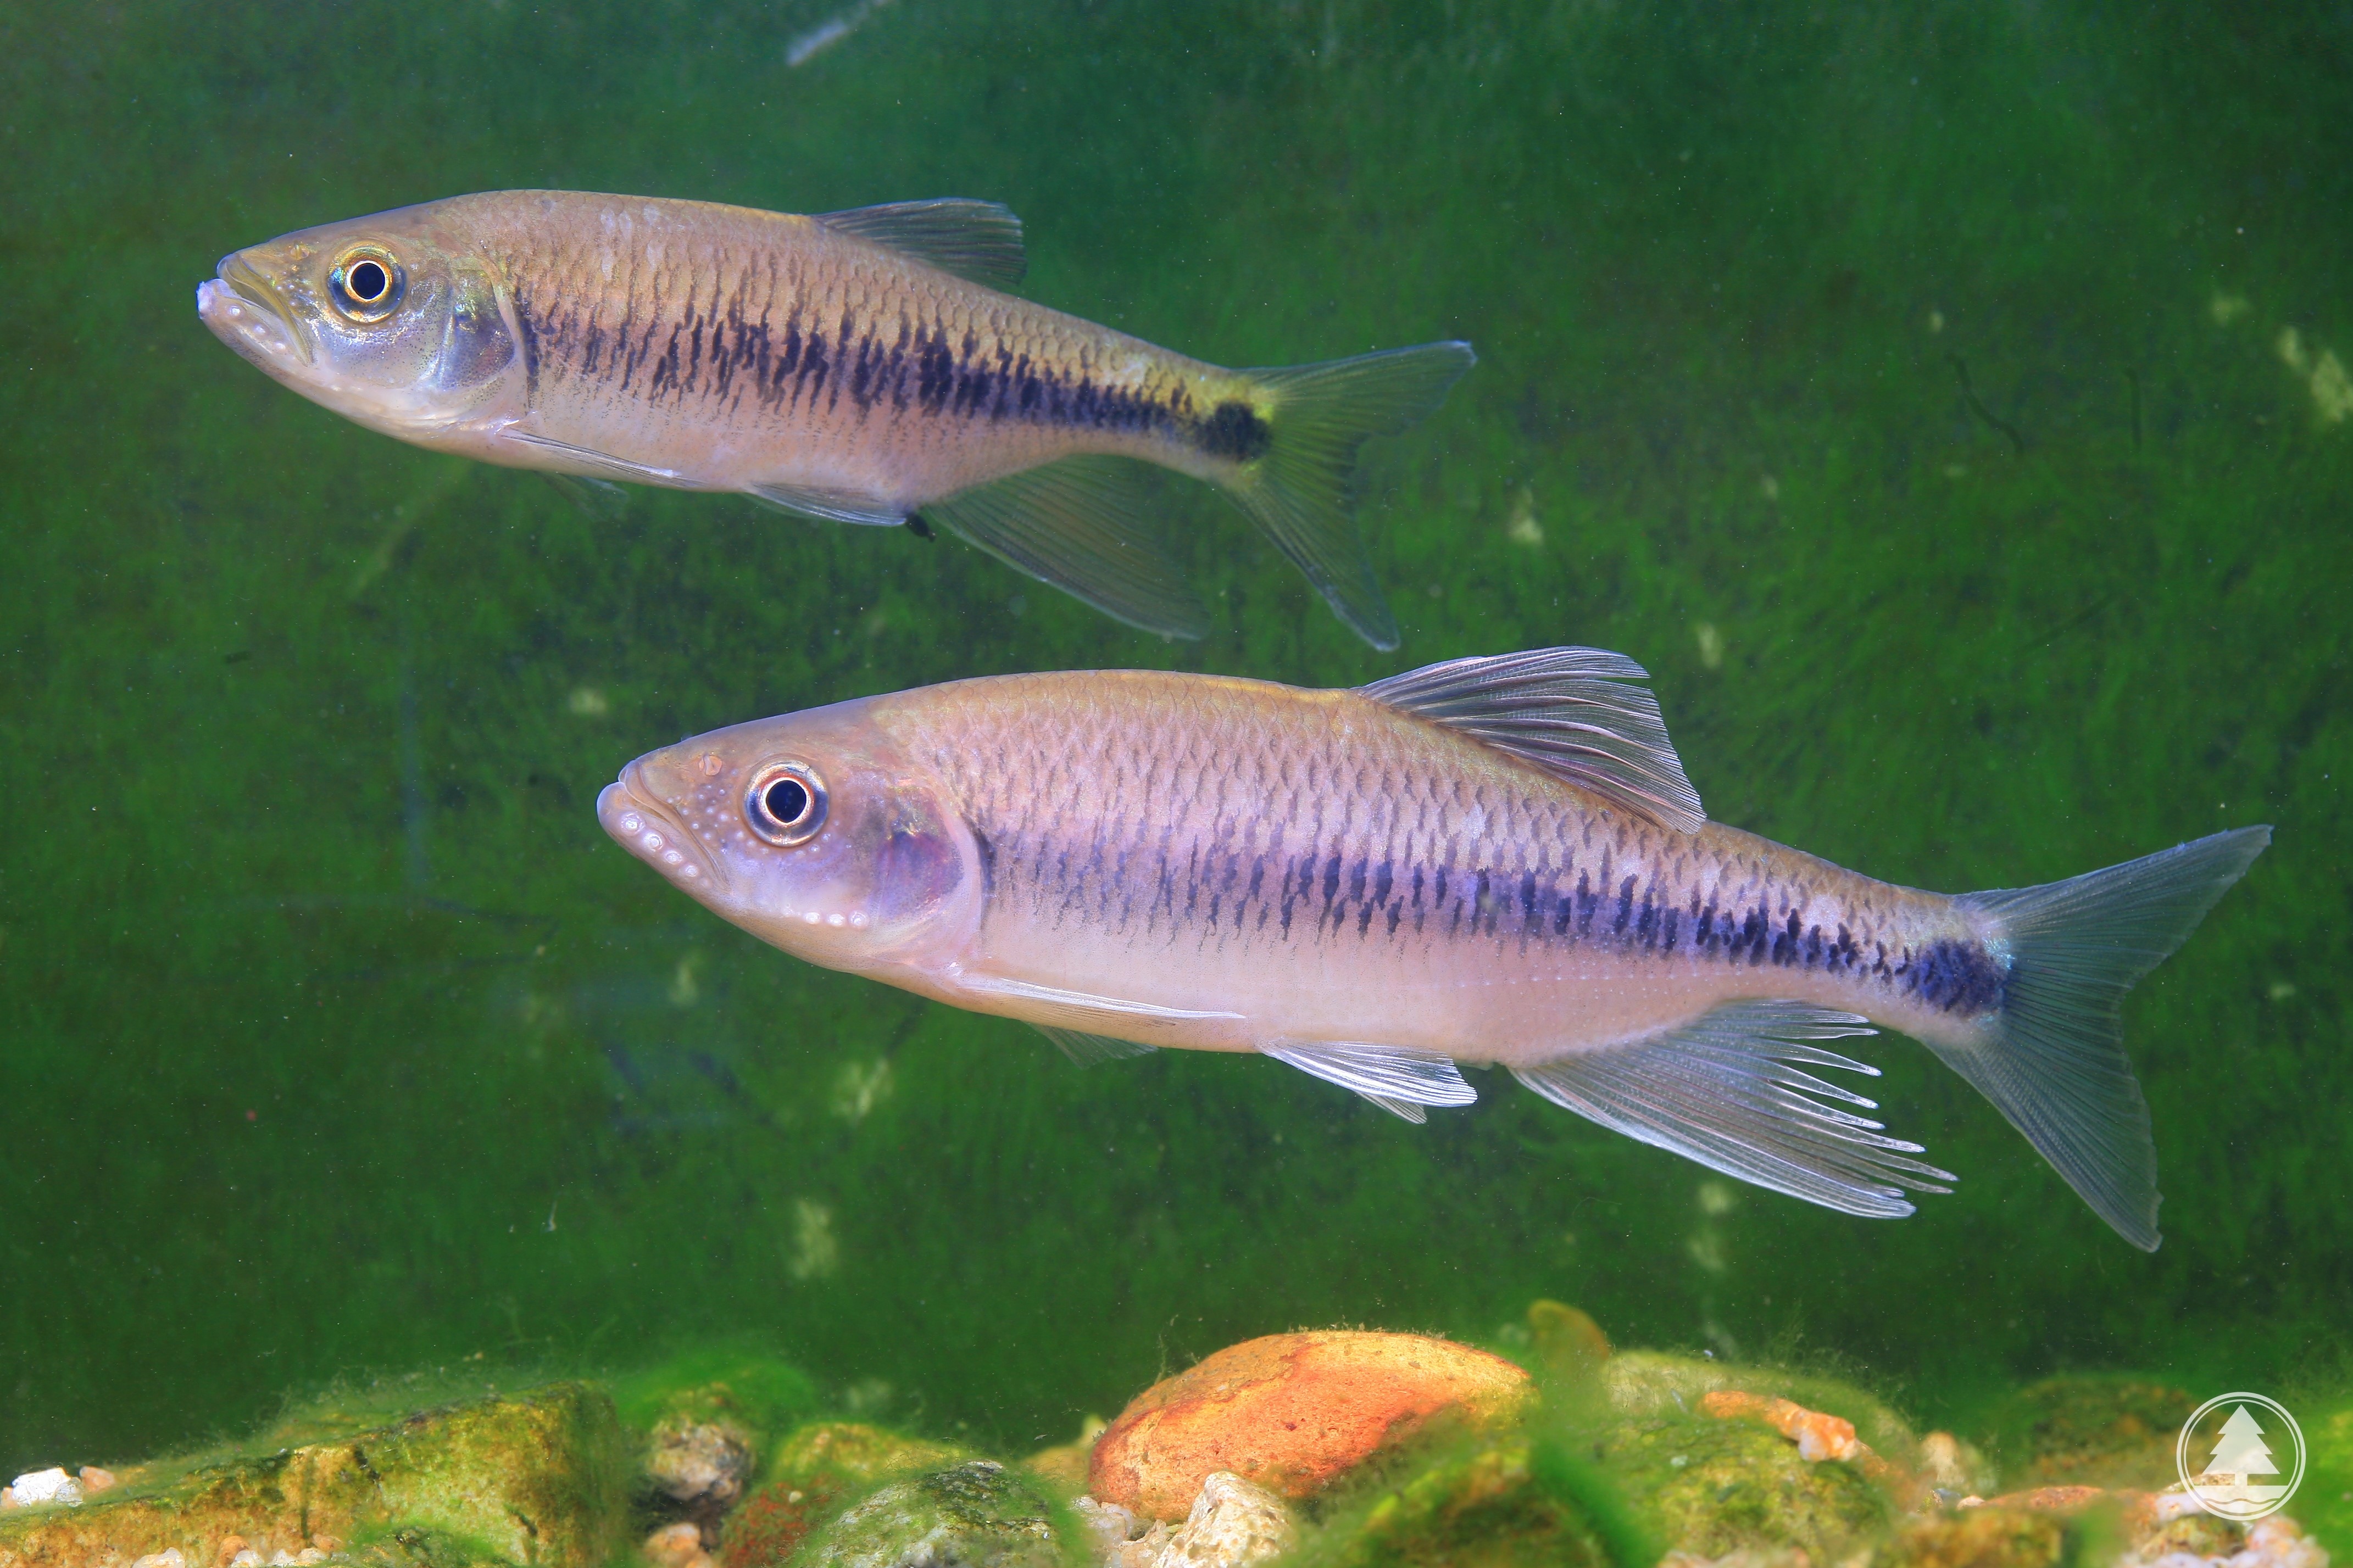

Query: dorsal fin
<box><xmin>1359</xmin><ymin>648</ymin><xmax>1705</xmax><ymax>833</ymax></box>
<box><xmin>813</xmin><ymin>199</ymin><xmax>1027</xmax><ymax>288</ymax></box>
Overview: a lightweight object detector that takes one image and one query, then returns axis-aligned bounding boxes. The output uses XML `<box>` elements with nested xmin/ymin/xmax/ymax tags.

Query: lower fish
<box><xmin>597</xmin><ymin>648</ymin><xmax>2267</xmax><ymax>1249</ymax></box>
<box><xmin>195</xmin><ymin>191</ymin><xmax>1472</xmax><ymax>648</ymax></box>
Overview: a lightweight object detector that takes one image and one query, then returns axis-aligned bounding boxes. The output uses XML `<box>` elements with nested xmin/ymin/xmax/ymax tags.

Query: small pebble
<box><xmin>7</xmin><ymin>1469</ymin><xmax>82</xmax><ymax>1508</ymax></box>
<box><xmin>78</xmin><ymin>1466</ymin><xmax>119</xmax><ymax>1494</ymax></box>
<box><xmin>232</xmin><ymin>1550</ymin><xmax>263</xmax><ymax>1567</ymax></box>
<box><xmin>641</xmin><ymin>1521</ymin><xmax>713</xmax><ymax>1568</ymax></box>
<box><xmin>133</xmin><ymin>1552</ymin><xmax>189</xmax><ymax>1568</ymax></box>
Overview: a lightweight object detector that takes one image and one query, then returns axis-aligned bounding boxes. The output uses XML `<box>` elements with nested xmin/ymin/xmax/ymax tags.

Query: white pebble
<box><xmin>133</xmin><ymin>1552</ymin><xmax>188</xmax><ymax>1568</ymax></box>
<box><xmin>7</xmin><ymin>1469</ymin><xmax>81</xmax><ymax>1507</ymax></box>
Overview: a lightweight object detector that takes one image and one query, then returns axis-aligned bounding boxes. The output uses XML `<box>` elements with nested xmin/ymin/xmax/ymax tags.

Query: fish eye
<box><xmin>745</xmin><ymin>761</ymin><xmax>827</xmax><ymax>846</ymax></box>
<box><xmin>327</xmin><ymin>247</ymin><xmax>405</xmax><ymax>322</ymax></box>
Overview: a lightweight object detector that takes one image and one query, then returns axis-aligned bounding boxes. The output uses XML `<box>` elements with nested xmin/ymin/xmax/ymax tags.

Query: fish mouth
<box><xmin>598</xmin><ymin>767</ymin><xmax>724</xmax><ymax>892</ymax></box>
<box><xmin>197</xmin><ymin>253</ymin><xmax>313</xmax><ymax>366</ymax></box>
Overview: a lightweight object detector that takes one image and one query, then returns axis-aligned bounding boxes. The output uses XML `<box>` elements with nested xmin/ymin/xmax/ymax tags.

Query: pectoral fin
<box><xmin>1261</xmin><ymin>1040</ymin><xmax>1477</xmax><ymax>1123</ymax></box>
<box><xmin>959</xmin><ymin>973</ymin><xmax>1240</xmax><ymax>1037</ymax></box>
<box><xmin>497</xmin><ymin>428</ymin><xmax>682</xmax><ymax>484</ymax></box>
<box><xmin>743</xmin><ymin>479</ymin><xmax>908</xmax><ymax>527</ymax></box>
<box><xmin>1510</xmin><ymin>1001</ymin><xmax>1954</xmax><ymax>1216</ymax></box>
<box><xmin>925</xmin><ymin>456</ymin><xmax>1210</xmax><ymax>639</ymax></box>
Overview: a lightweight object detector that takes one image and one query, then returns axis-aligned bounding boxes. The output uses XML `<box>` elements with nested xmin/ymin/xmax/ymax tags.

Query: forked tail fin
<box><xmin>1220</xmin><ymin>342</ymin><xmax>1476</xmax><ymax>650</ymax></box>
<box><xmin>1937</xmin><ymin>825</ymin><xmax>2271</xmax><ymax>1251</ymax></box>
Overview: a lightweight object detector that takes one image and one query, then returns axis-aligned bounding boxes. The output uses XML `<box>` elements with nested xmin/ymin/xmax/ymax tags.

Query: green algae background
<box><xmin>2</xmin><ymin>0</ymin><xmax>2348</xmax><ymax>1475</ymax></box>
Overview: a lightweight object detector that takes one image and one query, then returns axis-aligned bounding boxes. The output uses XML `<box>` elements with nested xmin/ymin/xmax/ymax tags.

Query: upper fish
<box><xmin>596</xmin><ymin>647</ymin><xmax>2270</xmax><ymax>1251</ymax></box>
<box><xmin>195</xmin><ymin>191</ymin><xmax>1473</xmax><ymax>648</ymax></box>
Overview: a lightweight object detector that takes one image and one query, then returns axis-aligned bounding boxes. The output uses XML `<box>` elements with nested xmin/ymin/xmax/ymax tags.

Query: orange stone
<box><xmin>1087</xmin><ymin>1331</ymin><xmax>1531</xmax><ymax>1521</ymax></box>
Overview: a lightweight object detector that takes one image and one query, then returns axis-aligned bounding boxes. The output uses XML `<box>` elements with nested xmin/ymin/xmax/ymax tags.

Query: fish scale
<box><xmin>886</xmin><ymin>671</ymin><xmax>1960</xmax><ymax>1026</ymax></box>
<box><xmin>490</xmin><ymin>205</ymin><xmax>1219</xmax><ymax>491</ymax></box>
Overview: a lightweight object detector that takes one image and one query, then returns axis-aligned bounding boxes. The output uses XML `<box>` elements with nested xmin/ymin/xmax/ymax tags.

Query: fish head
<box><xmin>598</xmin><ymin>697</ymin><xmax>982</xmax><ymax>975</ymax></box>
<box><xmin>196</xmin><ymin>200</ymin><xmax>526</xmax><ymax>442</ymax></box>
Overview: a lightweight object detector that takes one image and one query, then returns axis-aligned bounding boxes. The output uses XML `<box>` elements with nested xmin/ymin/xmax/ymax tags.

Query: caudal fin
<box><xmin>1220</xmin><ymin>342</ymin><xmax>1476</xmax><ymax>650</ymax></box>
<box><xmin>1937</xmin><ymin>825</ymin><xmax>2271</xmax><ymax>1251</ymax></box>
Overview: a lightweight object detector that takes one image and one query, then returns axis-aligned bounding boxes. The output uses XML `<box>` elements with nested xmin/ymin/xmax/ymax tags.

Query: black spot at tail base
<box><xmin>1905</xmin><ymin>938</ymin><xmax>2009</xmax><ymax>1014</ymax></box>
<box><xmin>1197</xmin><ymin>399</ymin><xmax>1272</xmax><ymax>462</ymax></box>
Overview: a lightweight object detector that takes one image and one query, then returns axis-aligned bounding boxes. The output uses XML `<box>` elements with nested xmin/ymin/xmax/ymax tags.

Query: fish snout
<box><xmin>197</xmin><ymin>251</ymin><xmax>314</xmax><ymax>366</ymax></box>
<box><xmin>598</xmin><ymin>770</ymin><xmax>722</xmax><ymax>891</ymax></box>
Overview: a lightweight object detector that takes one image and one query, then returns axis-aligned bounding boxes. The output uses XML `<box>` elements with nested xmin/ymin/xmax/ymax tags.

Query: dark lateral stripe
<box><xmin>981</xmin><ymin>810</ymin><xmax>2013</xmax><ymax>1020</ymax></box>
<box><xmin>513</xmin><ymin>252</ymin><xmax>1276</xmax><ymax>468</ymax></box>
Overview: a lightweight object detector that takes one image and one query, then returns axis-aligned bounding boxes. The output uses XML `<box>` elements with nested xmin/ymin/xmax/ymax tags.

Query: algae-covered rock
<box><xmin>1598</xmin><ymin>1402</ymin><xmax>1892</xmax><ymax>1561</ymax></box>
<box><xmin>1601</xmin><ymin>1352</ymin><xmax>1919</xmax><ymax>1467</ymax></box>
<box><xmin>1295</xmin><ymin>1444</ymin><xmax>1615</xmax><ymax>1568</ymax></box>
<box><xmin>1089</xmin><ymin>1331</ymin><xmax>1532</xmax><ymax>1521</ymax></box>
<box><xmin>330</xmin><ymin>1527</ymin><xmax>522</xmax><ymax>1568</ymax></box>
<box><xmin>0</xmin><ymin>1384</ymin><xmax>626</xmax><ymax>1568</ymax></box>
<box><xmin>1877</xmin><ymin>1506</ymin><xmax>2073</xmax><ymax>1568</ymax></box>
<box><xmin>1977</xmin><ymin>1376</ymin><xmax>2195</xmax><ymax>1491</ymax></box>
<box><xmin>646</xmin><ymin>1420</ymin><xmax>756</xmax><ymax>1511</ymax></box>
<box><xmin>612</xmin><ymin>1352</ymin><xmax>821</xmax><ymax>1446</ymax></box>
<box><xmin>1526</xmin><ymin>1302</ymin><xmax>1614</xmax><ymax>1378</ymax></box>
<box><xmin>794</xmin><ymin>1462</ymin><xmax>1058</xmax><ymax>1568</ymax></box>
<box><xmin>719</xmin><ymin>1424</ymin><xmax>971</xmax><ymax>1568</ymax></box>
<box><xmin>613</xmin><ymin>1353</ymin><xmax>821</xmax><ymax>1520</ymax></box>
<box><xmin>2304</xmin><ymin>1401</ymin><xmax>2352</xmax><ymax>1563</ymax></box>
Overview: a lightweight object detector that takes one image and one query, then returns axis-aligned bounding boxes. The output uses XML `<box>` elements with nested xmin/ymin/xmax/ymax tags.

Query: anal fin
<box><xmin>1511</xmin><ymin>1001</ymin><xmax>1954</xmax><ymax>1217</ymax></box>
<box><xmin>925</xmin><ymin>456</ymin><xmax>1210</xmax><ymax>639</ymax></box>
<box><xmin>1262</xmin><ymin>1040</ymin><xmax>1477</xmax><ymax>1122</ymax></box>
<box><xmin>1034</xmin><ymin>1025</ymin><xmax>1159</xmax><ymax>1068</ymax></box>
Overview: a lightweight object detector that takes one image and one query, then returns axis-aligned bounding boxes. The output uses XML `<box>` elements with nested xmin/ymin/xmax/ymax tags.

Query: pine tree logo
<box><xmin>2177</xmin><ymin>1392</ymin><xmax>2306</xmax><ymax>1520</ymax></box>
